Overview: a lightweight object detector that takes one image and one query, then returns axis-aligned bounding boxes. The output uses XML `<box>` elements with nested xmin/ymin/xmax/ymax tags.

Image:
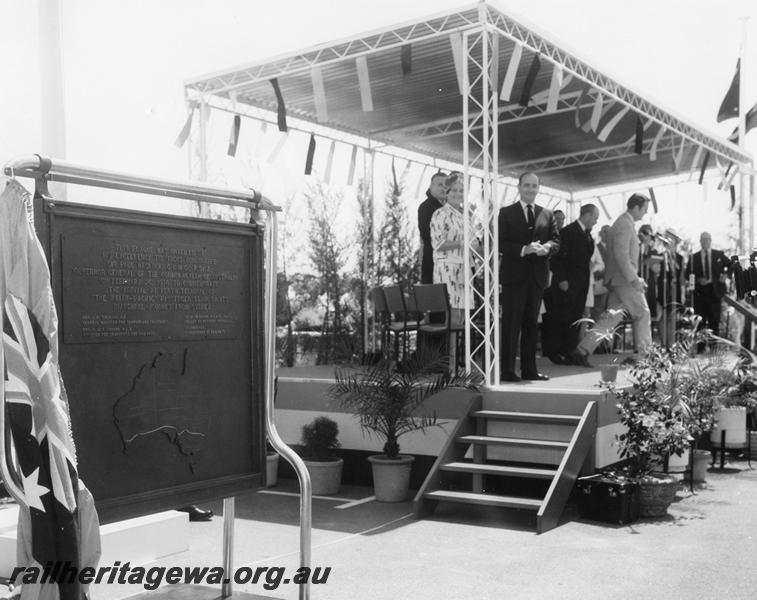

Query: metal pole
<box><xmin>264</xmin><ymin>212</ymin><xmax>311</xmax><ymax>600</ymax></box>
<box><xmin>221</xmin><ymin>497</ymin><xmax>235</xmax><ymax>598</ymax></box>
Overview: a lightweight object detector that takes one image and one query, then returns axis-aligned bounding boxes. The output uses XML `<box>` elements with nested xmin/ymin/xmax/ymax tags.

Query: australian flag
<box><xmin>1</xmin><ymin>180</ymin><xmax>100</xmax><ymax>600</ymax></box>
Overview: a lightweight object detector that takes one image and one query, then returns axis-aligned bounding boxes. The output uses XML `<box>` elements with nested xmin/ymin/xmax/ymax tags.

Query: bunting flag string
<box><xmin>304</xmin><ymin>134</ymin><xmax>316</xmax><ymax>175</ymax></box>
<box><xmin>311</xmin><ymin>67</ymin><xmax>328</xmax><ymax>123</ymax></box>
<box><xmin>449</xmin><ymin>33</ymin><xmax>465</xmax><ymax>94</ymax></box>
<box><xmin>590</xmin><ymin>92</ymin><xmax>604</xmax><ymax>132</ymax></box>
<box><xmin>519</xmin><ymin>53</ymin><xmax>541</xmax><ymax>107</ymax></box>
<box><xmin>546</xmin><ymin>64</ymin><xmax>563</xmax><ymax>113</ymax></box>
<box><xmin>355</xmin><ymin>56</ymin><xmax>374</xmax><ymax>112</ymax></box>
<box><xmin>270</xmin><ymin>78</ymin><xmax>288</xmax><ymax>132</ymax></box>
<box><xmin>173</xmin><ymin>106</ymin><xmax>195</xmax><ymax>148</ymax></box>
<box><xmin>672</xmin><ymin>138</ymin><xmax>685</xmax><ymax>173</ymax></box>
<box><xmin>227</xmin><ymin>114</ymin><xmax>241</xmax><ymax>157</ymax></box>
<box><xmin>688</xmin><ymin>145</ymin><xmax>704</xmax><ymax>181</ymax></box>
<box><xmin>347</xmin><ymin>145</ymin><xmax>358</xmax><ymax>187</ymax></box>
<box><xmin>324</xmin><ymin>140</ymin><xmax>336</xmax><ymax>184</ymax></box>
<box><xmin>597</xmin><ymin>105</ymin><xmax>630</xmax><ymax>142</ymax></box>
<box><xmin>634</xmin><ymin>116</ymin><xmax>644</xmax><ymax>154</ymax></box>
<box><xmin>401</xmin><ymin>44</ymin><xmax>412</xmax><ymax>76</ymax></box>
<box><xmin>573</xmin><ymin>89</ymin><xmax>586</xmax><ymax>128</ymax></box>
<box><xmin>582</xmin><ymin>100</ymin><xmax>613</xmax><ymax>132</ymax></box>
<box><xmin>698</xmin><ymin>150</ymin><xmax>711</xmax><ymax>185</ymax></box>
<box><xmin>649</xmin><ymin>125</ymin><xmax>667</xmax><ymax>161</ymax></box>
<box><xmin>500</xmin><ymin>42</ymin><xmax>523</xmax><ymax>101</ymax></box>
<box><xmin>266</xmin><ymin>132</ymin><xmax>289</xmax><ymax>164</ymax></box>
<box><xmin>648</xmin><ymin>187</ymin><xmax>658</xmax><ymax>213</ymax></box>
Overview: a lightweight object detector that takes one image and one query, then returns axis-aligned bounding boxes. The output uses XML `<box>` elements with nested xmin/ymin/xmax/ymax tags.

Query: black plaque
<box><xmin>40</xmin><ymin>199</ymin><xmax>266</xmax><ymax>523</ymax></box>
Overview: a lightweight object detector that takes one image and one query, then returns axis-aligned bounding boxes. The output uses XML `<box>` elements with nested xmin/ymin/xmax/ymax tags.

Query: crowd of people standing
<box><xmin>417</xmin><ymin>170</ymin><xmax>736</xmax><ymax>383</ymax></box>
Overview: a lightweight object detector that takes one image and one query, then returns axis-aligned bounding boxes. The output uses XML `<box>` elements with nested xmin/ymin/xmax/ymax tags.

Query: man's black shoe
<box><xmin>500</xmin><ymin>371</ymin><xmax>522</xmax><ymax>383</ymax></box>
<box><xmin>567</xmin><ymin>348</ymin><xmax>593</xmax><ymax>368</ymax></box>
<box><xmin>178</xmin><ymin>505</ymin><xmax>213</xmax><ymax>522</ymax></box>
<box><xmin>621</xmin><ymin>355</ymin><xmax>639</xmax><ymax>366</ymax></box>
<box><xmin>522</xmin><ymin>372</ymin><xmax>550</xmax><ymax>381</ymax></box>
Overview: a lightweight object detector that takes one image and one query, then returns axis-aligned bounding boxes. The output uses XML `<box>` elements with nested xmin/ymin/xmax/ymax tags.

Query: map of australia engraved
<box><xmin>61</xmin><ymin>234</ymin><xmax>245</xmax><ymax>343</ymax></box>
<box><xmin>114</xmin><ymin>350</ymin><xmax>210</xmax><ymax>471</ymax></box>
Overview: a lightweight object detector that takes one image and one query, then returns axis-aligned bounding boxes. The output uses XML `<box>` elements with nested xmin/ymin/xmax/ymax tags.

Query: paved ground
<box><xmin>92</xmin><ymin>456</ymin><xmax>757</xmax><ymax>600</ymax></box>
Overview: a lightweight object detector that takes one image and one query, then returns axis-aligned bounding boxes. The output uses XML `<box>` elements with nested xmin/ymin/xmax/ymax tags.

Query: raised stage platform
<box><xmin>273</xmin><ymin>357</ymin><xmax>630</xmax><ymax>487</ymax></box>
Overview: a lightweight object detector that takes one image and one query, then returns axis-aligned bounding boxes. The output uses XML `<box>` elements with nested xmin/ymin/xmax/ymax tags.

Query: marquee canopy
<box><xmin>184</xmin><ymin>2</ymin><xmax>751</xmax><ymax>193</ymax></box>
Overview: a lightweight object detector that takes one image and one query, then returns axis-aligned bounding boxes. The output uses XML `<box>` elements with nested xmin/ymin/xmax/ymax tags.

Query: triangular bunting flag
<box><xmin>401</xmin><ymin>44</ymin><xmax>412</xmax><ymax>76</ymax></box>
<box><xmin>546</xmin><ymin>64</ymin><xmax>563</xmax><ymax>113</ymax></box>
<box><xmin>304</xmin><ymin>134</ymin><xmax>316</xmax><ymax>175</ymax></box>
<box><xmin>648</xmin><ymin>187</ymin><xmax>658</xmax><ymax>213</ymax></box>
<box><xmin>227</xmin><ymin>114</ymin><xmax>241</xmax><ymax>157</ymax></box>
<box><xmin>730</xmin><ymin>185</ymin><xmax>736</xmax><ymax>210</ymax></box>
<box><xmin>649</xmin><ymin>125</ymin><xmax>667</xmax><ymax>161</ymax></box>
<box><xmin>500</xmin><ymin>42</ymin><xmax>523</xmax><ymax>101</ymax></box>
<box><xmin>698</xmin><ymin>150</ymin><xmax>711</xmax><ymax>185</ymax></box>
<box><xmin>449</xmin><ymin>33</ymin><xmax>465</xmax><ymax>94</ymax></box>
<box><xmin>356</xmin><ymin>56</ymin><xmax>374</xmax><ymax>112</ymax></box>
<box><xmin>266</xmin><ymin>132</ymin><xmax>289</xmax><ymax>164</ymax></box>
<box><xmin>347</xmin><ymin>145</ymin><xmax>358</xmax><ymax>187</ymax></box>
<box><xmin>270</xmin><ymin>78</ymin><xmax>288</xmax><ymax>132</ymax></box>
<box><xmin>634</xmin><ymin>116</ymin><xmax>644</xmax><ymax>154</ymax></box>
<box><xmin>174</xmin><ymin>106</ymin><xmax>195</xmax><ymax>148</ymax></box>
<box><xmin>311</xmin><ymin>67</ymin><xmax>328</xmax><ymax>122</ymax></box>
<box><xmin>324</xmin><ymin>140</ymin><xmax>336</xmax><ymax>184</ymax></box>
<box><xmin>597</xmin><ymin>105</ymin><xmax>630</xmax><ymax>142</ymax></box>
<box><xmin>519</xmin><ymin>54</ymin><xmax>541</xmax><ymax>107</ymax></box>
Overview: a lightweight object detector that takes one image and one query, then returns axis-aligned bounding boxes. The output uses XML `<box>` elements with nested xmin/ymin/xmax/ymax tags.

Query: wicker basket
<box><xmin>638</xmin><ymin>475</ymin><xmax>679</xmax><ymax>517</ymax></box>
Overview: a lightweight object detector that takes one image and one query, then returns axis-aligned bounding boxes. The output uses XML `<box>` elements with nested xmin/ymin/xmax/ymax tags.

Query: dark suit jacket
<box><xmin>498</xmin><ymin>202</ymin><xmax>560</xmax><ymax>289</ymax></box>
<box><xmin>418</xmin><ymin>192</ymin><xmax>444</xmax><ymax>284</ymax></box>
<box><xmin>688</xmin><ymin>249</ymin><xmax>729</xmax><ymax>298</ymax></box>
<box><xmin>550</xmin><ymin>221</ymin><xmax>594</xmax><ymax>296</ymax></box>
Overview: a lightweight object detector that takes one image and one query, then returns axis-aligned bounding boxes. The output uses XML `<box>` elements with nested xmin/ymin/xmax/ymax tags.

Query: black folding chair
<box><xmin>413</xmin><ymin>283</ymin><xmax>465</xmax><ymax>371</ymax></box>
<box><xmin>383</xmin><ymin>285</ymin><xmax>421</xmax><ymax>362</ymax></box>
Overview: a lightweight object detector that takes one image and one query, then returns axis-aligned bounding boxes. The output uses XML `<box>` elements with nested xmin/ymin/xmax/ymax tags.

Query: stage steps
<box><xmin>413</xmin><ymin>394</ymin><xmax>597</xmax><ymax>533</ymax></box>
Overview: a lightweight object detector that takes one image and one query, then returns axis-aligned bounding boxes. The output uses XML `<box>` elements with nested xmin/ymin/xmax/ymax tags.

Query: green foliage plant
<box><xmin>301</xmin><ymin>416</ymin><xmax>341</xmax><ymax>461</ymax></box>
<box><xmin>328</xmin><ymin>348</ymin><xmax>481</xmax><ymax>459</ymax></box>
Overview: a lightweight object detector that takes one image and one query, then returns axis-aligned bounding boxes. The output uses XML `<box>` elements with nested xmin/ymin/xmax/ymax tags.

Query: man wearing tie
<box><xmin>688</xmin><ymin>231</ymin><xmax>729</xmax><ymax>341</ymax></box>
<box><xmin>498</xmin><ymin>172</ymin><xmax>560</xmax><ymax>382</ymax></box>
<box><xmin>543</xmin><ymin>204</ymin><xmax>599</xmax><ymax>365</ymax></box>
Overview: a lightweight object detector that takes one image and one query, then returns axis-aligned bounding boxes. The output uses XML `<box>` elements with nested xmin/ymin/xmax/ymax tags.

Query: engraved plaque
<box><xmin>61</xmin><ymin>234</ymin><xmax>244</xmax><ymax>343</ymax></box>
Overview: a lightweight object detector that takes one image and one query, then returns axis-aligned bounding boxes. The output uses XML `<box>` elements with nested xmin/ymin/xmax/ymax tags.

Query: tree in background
<box><xmin>354</xmin><ymin>178</ymin><xmax>374</xmax><ymax>357</ymax></box>
<box><xmin>375</xmin><ymin>161</ymin><xmax>420</xmax><ymax>291</ymax></box>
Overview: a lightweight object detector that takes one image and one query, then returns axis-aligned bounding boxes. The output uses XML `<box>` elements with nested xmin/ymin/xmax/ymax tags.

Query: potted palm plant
<box><xmin>328</xmin><ymin>349</ymin><xmax>480</xmax><ymax>502</ymax></box>
<box><xmin>574</xmin><ymin>309</ymin><xmax>626</xmax><ymax>383</ymax></box>
<box><xmin>300</xmin><ymin>416</ymin><xmax>343</xmax><ymax>495</ymax></box>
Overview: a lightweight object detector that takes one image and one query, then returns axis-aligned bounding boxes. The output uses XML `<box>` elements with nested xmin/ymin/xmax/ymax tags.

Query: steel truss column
<box><xmin>462</xmin><ymin>19</ymin><xmax>500</xmax><ymax>385</ymax></box>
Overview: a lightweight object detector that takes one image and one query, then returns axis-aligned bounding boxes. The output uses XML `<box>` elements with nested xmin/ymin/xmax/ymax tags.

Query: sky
<box><xmin>2</xmin><ymin>0</ymin><xmax>757</xmax><ymax>251</ymax></box>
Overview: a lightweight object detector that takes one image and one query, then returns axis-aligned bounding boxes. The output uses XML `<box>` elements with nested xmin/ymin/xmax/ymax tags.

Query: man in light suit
<box><xmin>569</xmin><ymin>193</ymin><xmax>652</xmax><ymax>366</ymax></box>
<box><xmin>498</xmin><ymin>172</ymin><xmax>560</xmax><ymax>382</ymax></box>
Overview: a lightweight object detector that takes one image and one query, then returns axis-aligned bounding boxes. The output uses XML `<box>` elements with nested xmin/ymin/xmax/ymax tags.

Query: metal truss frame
<box><xmin>483</xmin><ymin>5</ymin><xmax>750</xmax><ymax>166</ymax></box>
<box><xmin>462</xmin><ymin>12</ymin><xmax>500</xmax><ymax>385</ymax></box>
<box><xmin>184</xmin><ymin>5</ymin><xmax>482</xmax><ymax>95</ymax></box>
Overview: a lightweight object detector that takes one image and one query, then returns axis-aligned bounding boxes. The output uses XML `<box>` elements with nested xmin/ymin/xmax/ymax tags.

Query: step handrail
<box><xmin>536</xmin><ymin>400</ymin><xmax>597</xmax><ymax>534</ymax></box>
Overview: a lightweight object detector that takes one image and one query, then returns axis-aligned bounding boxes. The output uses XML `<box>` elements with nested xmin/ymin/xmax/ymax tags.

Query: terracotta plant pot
<box><xmin>666</xmin><ymin>448</ymin><xmax>690</xmax><ymax>474</ymax></box>
<box><xmin>638</xmin><ymin>474</ymin><xmax>678</xmax><ymax>517</ymax></box>
<box><xmin>599</xmin><ymin>364</ymin><xmax>619</xmax><ymax>383</ymax></box>
<box><xmin>690</xmin><ymin>449</ymin><xmax>710</xmax><ymax>483</ymax></box>
<box><xmin>304</xmin><ymin>458</ymin><xmax>344</xmax><ymax>496</ymax></box>
<box><xmin>266</xmin><ymin>452</ymin><xmax>279</xmax><ymax>488</ymax></box>
<box><xmin>368</xmin><ymin>455</ymin><xmax>415</xmax><ymax>502</ymax></box>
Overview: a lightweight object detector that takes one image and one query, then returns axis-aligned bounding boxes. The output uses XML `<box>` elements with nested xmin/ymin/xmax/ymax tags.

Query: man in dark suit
<box><xmin>417</xmin><ymin>171</ymin><xmax>448</xmax><ymax>283</ymax></box>
<box><xmin>543</xmin><ymin>204</ymin><xmax>599</xmax><ymax>365</ymax></box>
<box><xmin>687</xmin><ymin>231</ymin><xmax>729</xmax><ymax>342</ymax></box>
<box><xmin>498</xmin><ymin>172</ymin><xmax>560</xmax><ymax>382</ymax></box>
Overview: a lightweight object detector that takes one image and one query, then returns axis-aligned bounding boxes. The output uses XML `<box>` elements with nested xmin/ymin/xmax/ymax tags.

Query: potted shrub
<box><xmin>328</xmin><ymin>349</ymin><xmax>480</xmax><ymax>502</ymax></box>
<box><xmin>612</xmin><ymin>345</ymin><xmax>691</xmax><ymax>517</ymax></box>
<box><xmin>300</xmin><ymin>416</ymin><xmax>343</xmax><ymax>496</ymax></box>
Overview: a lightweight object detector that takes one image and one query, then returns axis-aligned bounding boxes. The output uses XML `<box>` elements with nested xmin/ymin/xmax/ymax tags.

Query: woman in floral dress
<box><xmin>430</xmin><ymin>172</ymin><xmax>481</xmax><ymax>327</ymax></box>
